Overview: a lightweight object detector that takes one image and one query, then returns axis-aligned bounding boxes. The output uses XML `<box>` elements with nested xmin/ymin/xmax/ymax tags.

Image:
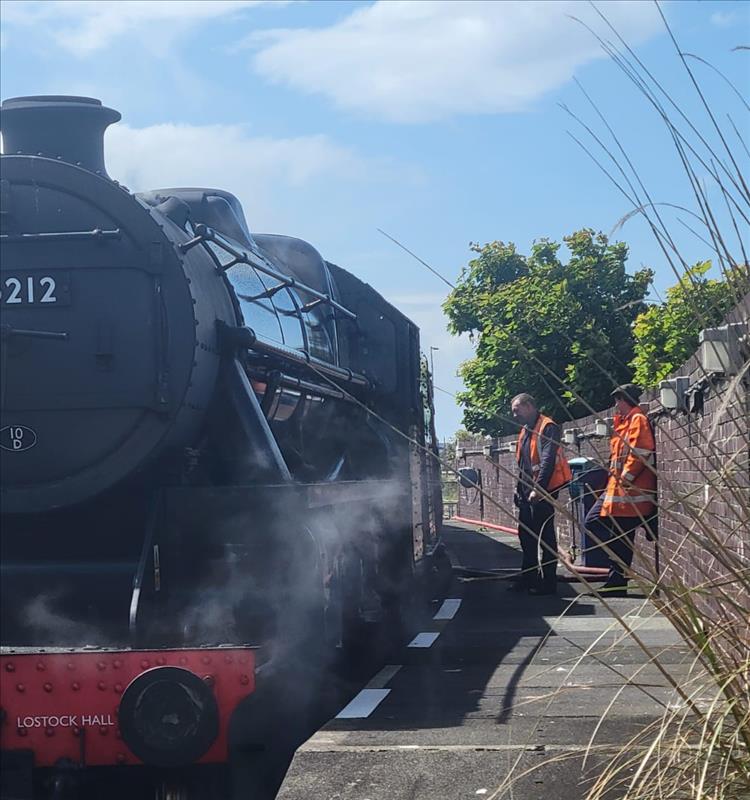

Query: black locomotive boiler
<box><xmin>0</xmin><ymin>96</ymin><xmax>443</xmax><ymax>798</ymax></box>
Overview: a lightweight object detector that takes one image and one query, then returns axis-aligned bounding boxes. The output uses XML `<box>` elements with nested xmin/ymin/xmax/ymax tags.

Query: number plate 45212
<box><xmin>1</xmin><ymin>272</ymin><xmax>71</xmax><ymax>306</ymax></box>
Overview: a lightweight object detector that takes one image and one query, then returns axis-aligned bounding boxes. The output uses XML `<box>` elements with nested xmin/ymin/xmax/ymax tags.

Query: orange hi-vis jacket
<box><xmin>601</xmin><ymin>405</ymin><xmax>656</xmax><ymax>518</ymax></box>
<box><xmin>516</xmin><ymin>413</ymin><xmax>573</xmax><ymax>493</ymax></box>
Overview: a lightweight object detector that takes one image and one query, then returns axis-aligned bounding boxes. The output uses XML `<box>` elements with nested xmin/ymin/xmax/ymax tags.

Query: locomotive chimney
<box><xmin>0</xmin><ymin>95</ymin><xmax>121</xmax><ymax>178</ymax></box>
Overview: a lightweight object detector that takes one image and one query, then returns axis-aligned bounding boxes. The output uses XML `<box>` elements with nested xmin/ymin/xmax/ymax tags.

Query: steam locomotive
<box><xmin>0</xmin><ymin>96</ymin><xmax>444</xmax><ymax>799</ymax></box>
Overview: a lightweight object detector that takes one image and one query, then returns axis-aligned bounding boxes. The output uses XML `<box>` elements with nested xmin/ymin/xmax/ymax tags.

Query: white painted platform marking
<box><xmin>335</xmin><ymin>689</ymin><xmax>391</xmax><ymax>719</ymax></box>
<box><xmin>366</xmin><ymin>664</ymin><xmax>402</xmax><ymax>689</ymax></box>
<box><xmin>408</xmin><ymin>631</ymin><xmax>440</xmax><ymax>648</ymax></box>
<box><xmin>539</xmin><ymin>616</ymin><xmax>678</xmax><ymax>633</ymax></box>
<box><xmin>433</xmin><ymin>598</ymin><xmax>462</xmax><ymax>620</ymax></box>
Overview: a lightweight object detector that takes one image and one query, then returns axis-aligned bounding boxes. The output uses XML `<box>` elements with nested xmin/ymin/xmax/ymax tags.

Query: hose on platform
<box><xmin>449</xmin><ymin>516</ymin><xmax>610</xmax><ymax>581</ymax></box>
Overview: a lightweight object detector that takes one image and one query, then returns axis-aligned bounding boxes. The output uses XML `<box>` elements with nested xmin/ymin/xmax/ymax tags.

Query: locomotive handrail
<box><xmin>299</xmin><ymin>298</ymin><xmax>325</xmax><ymax>313</ymax></box>
<box><xmin>0</xmin><ymin>227</ymin><xmax>121</xmax><ymax>242</ymax></box>
<box><xmin>245</xmin><ymin>367</ymin><xmax>353</xmax><ymax>403</ymax></box>
<box><xmin>1</xmin><ymin>324</ymin><xmax>68</xmax><ymax>341</ymax></box>
<box><xmin>248</xmin><ymin>335</ymin><xmax>370</xmax><ymax>388</ymax></box>
<box><xmin>217</xmin><ymin>321</ymin><xmax>371</xmax><ymax>389</ymax></box>
<box><xmin>240</xmin><ymin>285</ymin><xmax>331</xmax><ymax>318</ymax></box>
<box><xmin>238</xmin><ymin>281</ymin><xmax>290</xmax><ymax>303</ymax></box>
<box><xmin>181</xmin><ymin>224</ymin><xmax>358</xmax><ymax>321</ymax></box>
<box><xmin>128</xmin><ymin>491</ymin><xmax>163</xmax><ymax>643</ymax></box>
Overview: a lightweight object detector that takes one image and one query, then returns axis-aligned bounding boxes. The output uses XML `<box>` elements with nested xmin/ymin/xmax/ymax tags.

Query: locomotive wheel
<box><xmin>155</xmin><ymin>782</ymin><xmax>200</xmax><ymax>800</ymax></box>
<box><xmin>156</xmin><ymin>783</ymin><xmax>190</xmax><ymax>800</ymax></box>
<box><xmin>429</xmin><ymin>542</ymin><xmax>454</xmax><ymax>600</ymax></box>
<box><xmin>153</xmin><ymin>767</ymin><xmax>228</xmax><ymax>800</ymax></box>
<box><xmin>338</xmin><ymin>548</ymin><xmax>373</xmax><ymax>661</ymax></box>
<box><xmin>379</xmin><ymin>524</ymin><xmax>418</xmax><ymax>631</ymax></box>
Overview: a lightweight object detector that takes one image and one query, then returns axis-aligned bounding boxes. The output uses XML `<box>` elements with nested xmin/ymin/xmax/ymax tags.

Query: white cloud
<box><xmin>709</xmin><ymin>11</ymin><xmax>738</xmax><ymax>28</ymax></box>
<box><xmin>0</xmin><ymin>0</ymin><xmax>275</xmax><ymax>56</ymax></box>
<box><xmin>250</xmin><ymin>0</ymin><xmax>662</xmax><ymax>123</ymax></box>
<box><xmin>102</xmin><ymin>121</ymin><xmax>411</xmax><ymax>235</ymax></box>
<box><xmin>107</xmin><ymin>121</ymin><xmax>373</xmax><ymax>191</ymax></box>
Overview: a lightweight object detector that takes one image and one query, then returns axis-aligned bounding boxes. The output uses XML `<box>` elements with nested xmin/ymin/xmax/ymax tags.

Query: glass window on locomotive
<box><xmin>205</xmin><ymin>242</ymin><xmax>284</xmax><ymax>346</ymax></box>
<box><xmin>270</xmin><ymin>286</ymin><xmax>306</xmax><ymax>352</ymax></box>
<box><xmin>295</xmin><ymin>289</ymin><xmax>336</xmax><ymax>362</ymax></box>
<box><xmin>267</xmin><ymin>285</ymin><xmax>336</xmax><ymax>364</ymax></box>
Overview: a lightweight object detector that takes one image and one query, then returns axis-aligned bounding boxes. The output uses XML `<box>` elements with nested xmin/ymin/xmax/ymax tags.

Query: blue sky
<box><xmin>1</xmin><ymin>0</ymin><xmax>748</xmax><ymax>438</ymax></box>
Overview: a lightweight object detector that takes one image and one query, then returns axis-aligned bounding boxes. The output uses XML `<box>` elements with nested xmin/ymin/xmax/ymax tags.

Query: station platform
<box><xmin>277</xmin><ymin>522</ymin><xmax>695</xmax><ymax>800</ymax></box>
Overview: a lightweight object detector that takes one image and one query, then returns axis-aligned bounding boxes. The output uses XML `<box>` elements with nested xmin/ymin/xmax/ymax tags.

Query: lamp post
<box><xmin>429</xmin><ymin>346</ymin><xmax>439</xmax><ymax>377</ymax></box>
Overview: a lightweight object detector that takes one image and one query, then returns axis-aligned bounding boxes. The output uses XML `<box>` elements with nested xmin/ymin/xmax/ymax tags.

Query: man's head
<box><xmin>611</xmin><ymin>383</ymin><xmax>642</xmax><ymax>415</ymax></box>
<box><xmin>511</xmin><ymin>393</ymin><xmax>538</xmax><ymax>426</ymax></box>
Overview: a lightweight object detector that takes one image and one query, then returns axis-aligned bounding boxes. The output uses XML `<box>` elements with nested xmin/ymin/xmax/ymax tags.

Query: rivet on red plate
<box><xmin>72</xmin><ymin>682</ymin><xmax>80</xmax><ymax>691</ymax></box>
<box><xmin>5</xmin><ymin>664</ymin><xmax>15</xmax><ymax>673</ymax></box>
<box><xmin>240</xmin><ymin>674</ymin><xmax>250</xmax><ymax>685</ymax></box>
<box><xmin>98</xmin><ymin>681</ymin><xmax>107</xmax><ymax>691</ymax></box>
<box><xmin>36</xmin><ymin>662</ymin><xmax>46</xmax><ymax>672</ymax></box>
<box><xmin>16</xmin><ymin>684</ymin><xmax>25</xmax><ymax>693</ymax></box>
<box><xmin>43</xmin><ymin>683</ymin><xmax>53</xmax><ymax>693</ymax></box>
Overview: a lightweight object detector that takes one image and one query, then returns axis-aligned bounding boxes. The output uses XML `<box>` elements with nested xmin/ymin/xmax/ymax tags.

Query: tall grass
<box><xmin>563</xmin><ymin>5</ymin><xmax>749</xmax><ymax>798</ymax></box>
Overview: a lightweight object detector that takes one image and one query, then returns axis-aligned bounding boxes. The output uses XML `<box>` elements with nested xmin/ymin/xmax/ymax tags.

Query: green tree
<box><xmin>630</xmin><ymin>262</ymin><xmax>737</xmax><ymax>388</ymax></box>
<box><xmin>444</xmin><ymin>229</ymin><xmax>652</xmax><ymax>435</ymax></box>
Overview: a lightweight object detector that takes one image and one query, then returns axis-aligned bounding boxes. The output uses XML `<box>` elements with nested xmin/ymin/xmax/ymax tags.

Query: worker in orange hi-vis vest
<box><xmin>511</xmin><ymin>393</ymin><xmax>572</xmax><ymax>595</ymax></box>
<box><xmin>585</xmin><ymin>384</ymin><xmax>657</xmax><ymax>597</ymax></box>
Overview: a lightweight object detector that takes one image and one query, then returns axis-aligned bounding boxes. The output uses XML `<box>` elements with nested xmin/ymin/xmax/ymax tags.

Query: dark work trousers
<box><xmin>584</xmin><ymin>495</ymin><xmax>642</xmax><ymax>585</ymax></box>
<box><xmin>517</xmin><ymin>499</ymin><xmax>557</xmax><ymax>588</ymax></box>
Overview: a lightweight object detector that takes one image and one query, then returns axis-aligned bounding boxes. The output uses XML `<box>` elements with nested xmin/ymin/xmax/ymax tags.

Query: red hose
<box><xmin>559</xmin><ymin>557</ymin><xmax>610</xmax><ymax>576</ymax></box>
<box><xmin>452</xmin><ymin>516</ymin><xmax>518</xmax><ymax>535</ymax></box>
<box><xmin>450</xmin><ymin>516</ymin><xmax>610</xmax><ymax>576</ymax></box>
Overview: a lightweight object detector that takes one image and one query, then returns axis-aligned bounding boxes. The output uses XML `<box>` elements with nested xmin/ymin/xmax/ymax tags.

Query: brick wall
<box><xmin>456</xmin><ymin>296</ymin><xmax>750</xmax><ymax>611</ymax></box>
<box><xmin>646</xmin><ymin>296</ymin><xmax>749</xmax><ymax>604</ymax></box>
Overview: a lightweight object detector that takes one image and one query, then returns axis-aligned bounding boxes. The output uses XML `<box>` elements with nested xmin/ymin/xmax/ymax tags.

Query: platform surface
<box><xmin>277</xmin><ymin>522</ymin><xmax>697</xmax><ymax>800</ymax></box>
